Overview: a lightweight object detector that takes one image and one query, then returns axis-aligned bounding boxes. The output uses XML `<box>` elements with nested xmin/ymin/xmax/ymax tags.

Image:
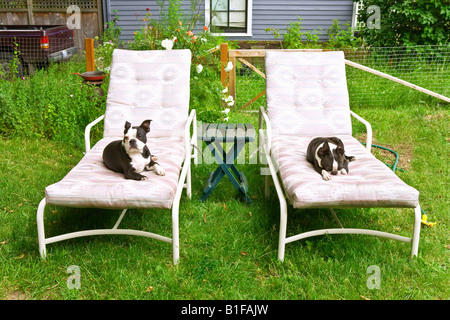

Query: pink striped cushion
<box><xmin>265</xmin><ymin>51</ymin><xmax>352</xmax><ymax>137</ymax></box>
<box><xmin>104</xmin><ymin>49</ymin><xmax>191</xmax><ymax>139</ymax></box>
<box><xmin>45</xmin><ymin>137</ymin><xmax>185</xmax><ymax>209</ymax></box>
<box><xmin>270</xmin><ymin>135</ymin><xmax>419</xmax><ymax>208</ymax></box>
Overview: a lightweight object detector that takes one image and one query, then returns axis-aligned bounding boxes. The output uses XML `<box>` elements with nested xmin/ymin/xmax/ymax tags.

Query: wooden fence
<box><xmin>0</xmin><ymin>0</ymin><xmax>103</xmax><ymax>50</ymax></box>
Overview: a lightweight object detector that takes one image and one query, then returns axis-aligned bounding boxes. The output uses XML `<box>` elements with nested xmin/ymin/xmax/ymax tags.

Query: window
<box><xmin>206</xmin><ymin>0</ymin><xmax>252</xmax><ymax>36</ymax></box>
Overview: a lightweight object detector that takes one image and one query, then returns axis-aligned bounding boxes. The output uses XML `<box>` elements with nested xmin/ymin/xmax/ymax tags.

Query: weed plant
<box><xmin>0</xmin><ymin>60</ymin><xmax>105</xmax><ymax>148</ymax></box>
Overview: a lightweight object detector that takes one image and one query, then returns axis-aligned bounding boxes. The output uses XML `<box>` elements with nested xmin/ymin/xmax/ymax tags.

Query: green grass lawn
<box><xmin>0</xmin><ymin>100</ymin><xmax>448</xmax><ymax>300</ymax></box>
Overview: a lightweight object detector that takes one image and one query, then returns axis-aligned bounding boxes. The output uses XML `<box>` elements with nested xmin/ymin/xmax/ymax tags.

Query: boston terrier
<box><xmin>306</xmin><ymin>137</ymin><xmax>355</xmax><ymax>181</ymax></box>
<box><xmin>102</xmin><ymin>119</ymin><xmax>165</xmax><ymax>181</ymax></box>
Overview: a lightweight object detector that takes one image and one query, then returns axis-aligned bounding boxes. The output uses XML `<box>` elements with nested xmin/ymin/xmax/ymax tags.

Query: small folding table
<box><xmin>199</xmin><ymin>123</ymin><xmax>255</xmax><ymax>204</ymax></box>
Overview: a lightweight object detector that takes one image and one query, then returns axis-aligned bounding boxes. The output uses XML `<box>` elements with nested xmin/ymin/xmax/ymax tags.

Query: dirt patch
<box><xmin>6</xmin><ymin>290</ymin><xmax>29</xmax><ymax>300</ymax></box>
<box><xmin>354</xmin><ymin>133</ymin><xmax>413</xmax><ymax>171</ymax></box>
<box><xmin>424</xmin><ymin>113</ymin><xmax>446</xmax><ymax>121</ymax></box>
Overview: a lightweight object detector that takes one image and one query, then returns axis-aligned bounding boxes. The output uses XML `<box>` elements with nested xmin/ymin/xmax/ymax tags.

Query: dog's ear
<box><xmin>140</xmin><ymin>119</ymin><xmax>152</xmax><ymax>133</ymax></box>
<box><xmin>124</xmin><ymin>121</ymin><xmax>131</xmax><ymax>134</ymax></box>
<box><xmin>317</xmin><ymin>143</ymin><xmax>329</xmax><ymax>157</ymax></box>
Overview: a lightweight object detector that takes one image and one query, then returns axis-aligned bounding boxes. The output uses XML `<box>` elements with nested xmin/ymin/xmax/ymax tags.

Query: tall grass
<box><xmin>0</xmin><ymin>60</ymin><xmax>106</xmax><ymax>148</ymax></box>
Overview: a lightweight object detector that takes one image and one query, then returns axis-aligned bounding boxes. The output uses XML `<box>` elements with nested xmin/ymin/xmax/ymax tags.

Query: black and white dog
<box><xmin>306</xmin><ymin>137</ymin><xmax>355</xmax><ymax>181</ymax></box>
<box><xmin>102</xmin><ymin>119</ymin><xmax>165</xmax><ymax>181</ymax></box>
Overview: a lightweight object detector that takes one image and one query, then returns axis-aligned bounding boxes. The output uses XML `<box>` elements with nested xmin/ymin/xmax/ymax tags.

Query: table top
<box><xmin>199</xmin><ymin>123</ymin><xmax>255</xmax><ymax>142</ymax></box>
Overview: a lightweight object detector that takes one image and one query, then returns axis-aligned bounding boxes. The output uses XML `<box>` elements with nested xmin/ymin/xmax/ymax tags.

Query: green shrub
<box><xmin>0</xmin><ymin>61</ymin><xmax>105</xmax><ymax>147</ymax></box>
<box><xmin>265</xmin><ymin>17</ymin><xmax>323</xmax><ymax>49</ymax></box>
<box><xmin>356</xmin><ymin>0</ymin><xmax>450</xmax><ymax>46</ymax></box>
<box><xmin>327</xmin><ymin>19</ymin><xmax>363</xmax><ymax>49</ymax></box>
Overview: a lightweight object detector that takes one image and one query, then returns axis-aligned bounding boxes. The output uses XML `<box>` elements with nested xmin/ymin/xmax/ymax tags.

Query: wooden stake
<box><xmin>85</xmin><ymin>38</ymin><xmax>95</xmax><ymax>72</ymax></box>
<box><xmin>220</xmin><ymin>43</ymin><xmax>228</xmax><ymax>87</ymax></box>
<box><xmin>345</xmin><ymin>59</ymin><xmax>450</xmax><ymax>103</ymax></box>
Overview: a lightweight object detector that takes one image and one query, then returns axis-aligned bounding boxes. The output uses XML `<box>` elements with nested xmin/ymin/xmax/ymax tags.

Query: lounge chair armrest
<box><xmin>350</xmin><ymin>110</ymin><xmax>372</xmax><ymax>152</ymax></box>
<box><xmin>184</xmin><ymin>109</ymin><xmax>197</xmax><ymax>163</ymax></box>
<box><xmin>259</xmin><ymin>106</ymin><xmax>272</xmax><ymax>160</ymax></box>
<box><xmin>84</xmin><ymin>114</ymin><xmax>105</xmax><ymax>153</ymax></box>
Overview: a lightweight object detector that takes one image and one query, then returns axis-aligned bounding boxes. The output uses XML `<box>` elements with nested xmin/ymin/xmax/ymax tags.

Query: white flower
<box><xmin>221</xmin><ymin>108</ymin><xmax>230</xmax><ymax>114</ymax></box>
<box><xmin>222</xmin><ymin>87</ymin><xmax>228</xmax><ymax>94</ymax></box>
<box><xmin>196</xmin><ymin>64</ymin><xmax>203</xmax><ymax>73</ymax></box>
<box><xmin>224</xmin><ymin>61</ymin><xmax>233</xmax><ymax>72</ymax></box>
<box><xmin>223</xmin><ymin>95</ymin><xmax>234</xmax><ymax>103</ymax></box>
<box><xmin>224</xmin><ymin>117</ymin><xmax>229</xmax><ymax>122</ymax></box>
<box><xmin>222</xmin><ymin>95</ymin><xmax>235</xmax><ymax>107</ymax></box>
<box><xmin>161</xmin><ymin>38</ymin><xmax>174</xmax><ymax>50</ymax></box>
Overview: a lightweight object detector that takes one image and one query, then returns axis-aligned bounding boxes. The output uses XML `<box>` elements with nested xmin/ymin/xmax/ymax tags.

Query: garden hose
<box><xmin>361</xmin><ymin>143</ymin><xmax>401</xmax><ymax>173</ymax></box>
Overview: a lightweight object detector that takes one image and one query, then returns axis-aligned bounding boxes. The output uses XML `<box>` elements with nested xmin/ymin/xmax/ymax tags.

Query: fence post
<box><xmin>85</xmin><ymin>38</ymin><xmax>95</xmax><ymax>72</ymax></box>
<box><xmin>228</xmin><ymin>54</ymin><xmax>236</xmax><ymax>102</ymax></box>
<box><xmin>220</xmin><ymin>43</ymin><xmax>228</xmax><ymax>87</ymax></box>
<box><xmin>26</xmin><ymin>0</ymin><xmax>35</xmax><ymax>25</ymax></box>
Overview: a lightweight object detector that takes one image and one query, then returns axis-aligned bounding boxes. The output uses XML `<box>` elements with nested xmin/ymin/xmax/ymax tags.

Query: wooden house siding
<box><xmin>104</xmin><ymin>0</ymin><xmax>354</xmax><ymax>42</ymax></box>
<box><xmin>252</xmin><ymin>0</ymin><xmax>355</xmax><ymax>41</ymax></box>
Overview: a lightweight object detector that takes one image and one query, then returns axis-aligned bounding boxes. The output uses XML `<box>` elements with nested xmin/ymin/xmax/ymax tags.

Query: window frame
<box><xmin>205</xmin><ymin>0</ymin><xmax>253</xmax><ymax>37</ymax></box>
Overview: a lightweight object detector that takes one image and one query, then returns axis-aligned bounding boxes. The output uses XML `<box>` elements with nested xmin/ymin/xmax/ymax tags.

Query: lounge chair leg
<box><xmin>113</xmin><ymin>209</ymin><xmax>128</xmax><ymax>229</ymax></box>
<box><xmin>278</xmin><ymin>199</ymin><xmax>288</xmax><ymax>262</ymax></box>
<box><xmin>186</xmin><ymin>161</ymin><xmax>192</xmax><ymax>199</ymax></box>
<box><xmin>411</xmin><ymin>205</ymin><xmax>421</xmax><ymax>258</ymax></box>
<box><xmin>172</xmin><ymin>203</ymin><xmax>180</xmax><ymax>265</ymax></box>
<box><xmin>37</xmin><ymin>198</ymin><xmax>47</xmax><ymax>259</ymax></box>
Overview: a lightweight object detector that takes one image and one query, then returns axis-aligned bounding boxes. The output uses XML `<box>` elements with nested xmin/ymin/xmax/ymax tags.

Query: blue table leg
<box><xmin>201</xmin><ymin>140</ymin><xmax>251</xmax><ymax>204</ymax></box>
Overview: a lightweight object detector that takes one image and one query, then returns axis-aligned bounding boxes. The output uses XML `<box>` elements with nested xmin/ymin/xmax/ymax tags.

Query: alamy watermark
<box><xmin>366</xmin><ymin>265</ymin><xmax>381</xmax><ymax>289</ymax></box>
<box><xmin>66</xmin><ymin>5</ymin><xmax>81</xmax><ymax>30</ymax></box>
<box><xmin>366</xmin><ymin>5</ymin><xmax>381</xmax><ymax>30</ymax></box>
<box><xmin>67</xmin><ymin>265</ymin><xmax>81</xmax><ymax>290</ymax></box>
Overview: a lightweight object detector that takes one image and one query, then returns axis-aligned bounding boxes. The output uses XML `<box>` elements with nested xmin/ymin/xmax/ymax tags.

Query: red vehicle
<box><xmin>0</xmin><ymin>25</ymin><xmax>78</xmax><ymax>75</ymax></box>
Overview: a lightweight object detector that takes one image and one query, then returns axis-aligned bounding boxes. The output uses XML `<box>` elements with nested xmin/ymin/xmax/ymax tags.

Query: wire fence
<box><xmin>343</xmin><ymin>45</ymin><xmax>450</xmax><ymax>107</ymax></box>
<box><xmin>1</xmin><ymin>38</ymin><xmax>448</xmax><ymax>108</ymax></box>
<box><xmin>0</xmin><ymin>35</ymin><xmax>77</xmax><ymax>76</ymax></box>
<box><xmin>234</xmin><ymin>44</ymin><xmax>450</xmax><ymax>109</ymax></box>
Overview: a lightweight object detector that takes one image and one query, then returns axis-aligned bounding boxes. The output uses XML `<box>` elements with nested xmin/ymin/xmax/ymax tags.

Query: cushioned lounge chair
<box><xmin>259</xmin><ymin>51</ymin><xmax>421</xmax><ymax>261</ymax></box>
<box><xmin>37</xmin><ymin>49</ymin><xmax>196</xmax><ymax>264</ymax></box>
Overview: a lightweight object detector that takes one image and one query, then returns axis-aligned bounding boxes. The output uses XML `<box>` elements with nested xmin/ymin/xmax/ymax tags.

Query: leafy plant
<box><xmin>94</xmin><ymin>10</ymin><xmax>123</xmax><ymax>73</ymax></box>
<box><xmin>0</xmin><ymin>61</ymin><xmax>105</xmax><ymax>147</ymax></box>
<box><xmin>327</xmin><ymin>19</ymin><xmax>363</xmax><ymax>49</ymax></box>
<box><xmin>0</xmin><ymin>42</ymin><xmax>22</xmax><ymax>79</ymax></box>
<box><xmin>265</xmin><ymin>17</ymin><xmax>323</xmax><ymax>49</ymax></box>
<box><xmin>356</xmin><ymin>0</ymin><xmax>450</xmax><ymax>47</ymax></box>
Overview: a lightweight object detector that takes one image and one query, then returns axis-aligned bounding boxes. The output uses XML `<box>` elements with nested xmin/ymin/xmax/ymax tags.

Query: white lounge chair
<box><xmin>37</xmin><ymin>49</ymin><xmax>196</xmax><ymax>264</ymax></box>
<box><xmin>259</xmin><ymin>51</ymin><xmax>421</xmax><ymax>261</ymax></box>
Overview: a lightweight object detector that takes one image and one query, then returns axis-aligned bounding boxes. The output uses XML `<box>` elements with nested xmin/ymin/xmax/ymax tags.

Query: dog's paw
<box><xmin>321</xmin><ymin>170</ymin><xmax>331</xmax><ymax>181</ymax></box>
<box><xmin>154</xmin><ymin>164</ymin><xmax>166</xmax><ymax>176</ymax></box>
<box><xmin>340</xmin><ymin>169</ymin><xmax>348</xmax><ymax>175</ymax></box>
<box><xmin>141</xmin><ymin>176</ymin><xmax>148</xmax><ymax>181</ymax></box>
